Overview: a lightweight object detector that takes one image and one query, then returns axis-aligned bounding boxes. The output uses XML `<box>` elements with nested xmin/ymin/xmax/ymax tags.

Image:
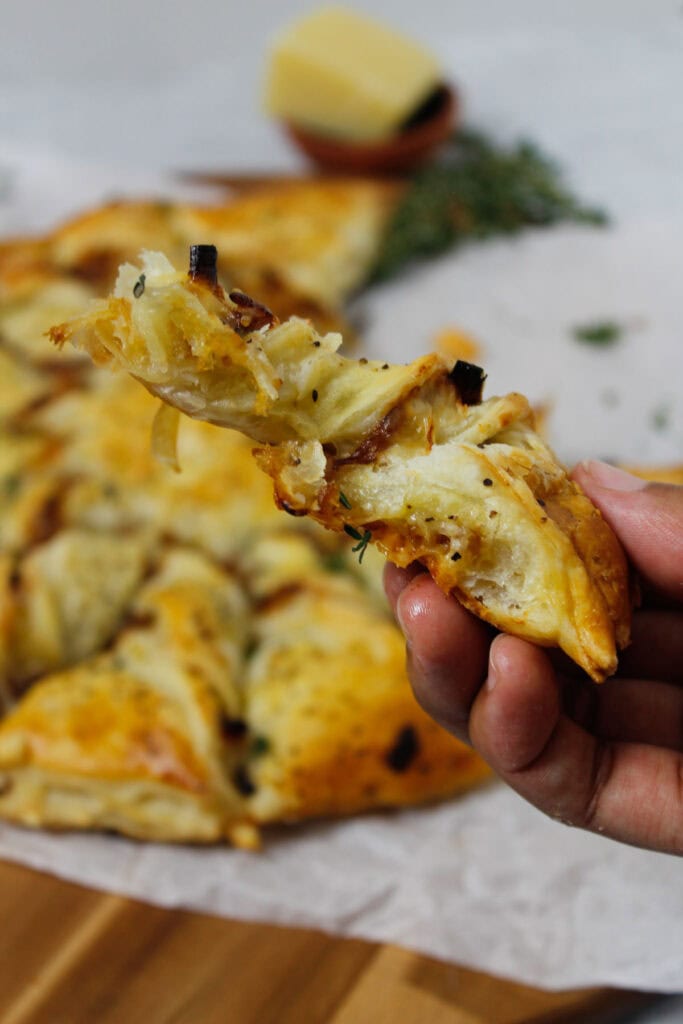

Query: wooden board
<box><xmin>0</xmin><ymin>859</ymin><xmax>659</xmax><ymax>1024</ymax></box>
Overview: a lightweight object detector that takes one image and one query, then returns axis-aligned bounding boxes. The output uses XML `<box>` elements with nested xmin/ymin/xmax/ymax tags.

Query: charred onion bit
<box><xmin>227</xmin><ymin>289</ymin><xmax>278</xmax><ymax>336</ymax></box>
<box><xmin>448</xmin><ymin>359</ymin><xmax>487</xmax><ymax>406</ymax></box>
<box><xmin>385</xmin><ymin>725</ymin><xmax>420</xmax><ymax>772</ymax></box>
<box><xmin>188</xmin><ymin>244</ymin><xmax>218</xmax><ymax>287</ymax></box>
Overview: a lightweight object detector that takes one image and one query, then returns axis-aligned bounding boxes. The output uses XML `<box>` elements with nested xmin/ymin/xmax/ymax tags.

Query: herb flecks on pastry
<box><xmin>52</xmin><ymin>249</ymin><xmax>631</xmax><ymax>682</ymax></box>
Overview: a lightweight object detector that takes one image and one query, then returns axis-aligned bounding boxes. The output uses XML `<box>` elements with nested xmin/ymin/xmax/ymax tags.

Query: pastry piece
<box><xmin>0</xmin><ymin>547</ymin><xmax>257</xmax><ymax>846</ymax></box>
<box><xmin>32</xmin><ymin>372</ymin><xmax>285</xmax><ymax>559</ymax></box>
<box><xmin>0</xmin><ymin>271</ymin><xmax>96</xmax><ymax>365</ymax></box>
<box><xmin>0</xmin><ymin>428</ymin><xmax>64</xmax><ymax>555</ymax></box>
<box><xmin>53</xmin><ymin>251</ymin><xmax>631</xmax><ymax>681</ymax></box>
<box><xmin>1</xmin><ymin>180</ymin><xmax>396</xmax><ymax>344</ymax></box>
<box><xmin>241</xmin><ymin>534</ymin><xmax>490</xmax><ymax>822</ymax></box>
<box><xmin>170</xmin><ymin>179</ymin><xmax>398</xmax><ymax>318</ymax></box>
<box><xmin>0</xmin><ymin>528</ymin><xmax>149</xmax><ymax>695</ymax></box>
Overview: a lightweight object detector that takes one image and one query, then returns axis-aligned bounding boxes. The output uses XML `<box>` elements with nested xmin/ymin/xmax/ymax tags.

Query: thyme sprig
<box><xmin>371</xmin><ymin>128</ymin><xmax>607</xmax><ymax>282</ymax></box>
<box><xmin>343</xmin><ymin>524</ymin><xmax>372</xmax><ymax>563</ymax></box>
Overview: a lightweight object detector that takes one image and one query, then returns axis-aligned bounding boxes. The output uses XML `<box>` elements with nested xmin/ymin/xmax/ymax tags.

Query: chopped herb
<box><xmin>483</xmin><ymin>478</ymin><xmax>493</xmax><ymax>487</ymax></box>
<box><xmin>573</xmin><ymin>320</ymin><xmax>622</xmax><ymax>346</ymax></box>
<box><xmin>244</xmin><ymin>637</ymin><xmax>259</xmax><ymax>660</ymax></box>
<box><xmin>311</xmin><ymin>389</ymin><xmax>318</xmax><ymax>402</ymax></box>
<box><xmin>2</xmin><ymin>474</ymin><xmax>21</xmax><ymax>498</ymax></box>
<box><xmin>322</xmin><ymin>550</ymin><xmax>347</xmax><ymax>574</ymax></box>
<box><xmin>650</xmin><ymin>402</ymin><xmax>672</xmax><ymax>433</ymax></box>
<box><xmin>339</xmin><ymin>491</ymin><xmax>352</xmax><ymax>509</ymax></box>
<box><xmin>343</xmin><ymin>524</ymin><xmax>372</xmax><ymax>563</ymax></box>
<box><xmin>371</xmin><ymin>128</ymin><xmax>607</xmax><ymax>282</ymax></box>
<box><xmin>133</xmin><ymin>273</ymin><xmax>146</xmax><ymax>298</ymax></box>
<box><xmin>249</xmin><ymin>735</ymin><xmax>270</xmax><ymax>758</ymax></box>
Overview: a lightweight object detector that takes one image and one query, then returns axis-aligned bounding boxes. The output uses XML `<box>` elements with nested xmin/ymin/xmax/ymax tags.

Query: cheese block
<box><xmin>264</xmin><ymin>7</ymin><xmax>441</xmax><ymax>141</ymax></box>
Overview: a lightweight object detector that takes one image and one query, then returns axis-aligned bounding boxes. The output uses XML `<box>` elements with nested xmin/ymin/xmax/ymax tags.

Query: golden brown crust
<box><xmin>244</xmin><ymin>567</ymin><xmax>490</xmax><ymax>822</ymax></box>
<box><xmin>0</xmin><ymin>191</ymin><xmax>533</xmax><ymax>844</ymax></box>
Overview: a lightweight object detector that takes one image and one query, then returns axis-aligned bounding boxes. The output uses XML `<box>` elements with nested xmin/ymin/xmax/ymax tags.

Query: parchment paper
<box><xmin>1</xmin><ymin>144</ymin><xmax>682</xmax><ymax>994</ymax></box>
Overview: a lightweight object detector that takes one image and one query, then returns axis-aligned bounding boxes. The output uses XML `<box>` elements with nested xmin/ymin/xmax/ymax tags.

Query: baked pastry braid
<box><xmin>52</xmin><ymin>249</ymin><xmax>631</xmax><ymax>681</ymax></box>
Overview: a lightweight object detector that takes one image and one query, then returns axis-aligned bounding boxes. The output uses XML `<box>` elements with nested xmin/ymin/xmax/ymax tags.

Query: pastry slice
<box><xmin>0</xmin><ymin>546</ymin><xmax>257</xmax><ymax>846</ymax></box>
<box><xmin>0</xmin><ymin>528</ymin><xmax>149</xmax><ymax>696</ymax></box>
<box><xmin>52</xmin><ymin>250</ymin><xmax>631</xmax><ymax>681</ymax></box>
<box><xmin>238</xmin><ymin>532</ymin><xmax>490</xmax><ymax>823</ymax></box>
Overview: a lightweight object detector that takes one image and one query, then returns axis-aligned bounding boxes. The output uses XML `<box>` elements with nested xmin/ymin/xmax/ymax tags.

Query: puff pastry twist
<box><xmin>52</xmin><ymin>250</ymin><xmax>631</xmax><ymax>681</ymax></box>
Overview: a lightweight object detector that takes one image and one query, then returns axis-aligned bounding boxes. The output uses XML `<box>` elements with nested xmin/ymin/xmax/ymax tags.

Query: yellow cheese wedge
<box><xmin>264</xmin><ymin>6</ymin><xmax>441</xmax><ymax>142</ymax></box>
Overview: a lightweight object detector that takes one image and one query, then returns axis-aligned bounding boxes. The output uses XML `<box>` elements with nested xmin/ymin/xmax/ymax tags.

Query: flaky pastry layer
<box><xmin>52</xmin><ymin>251</ymin><xmax>632</xmax><ymax>681</ymax></box>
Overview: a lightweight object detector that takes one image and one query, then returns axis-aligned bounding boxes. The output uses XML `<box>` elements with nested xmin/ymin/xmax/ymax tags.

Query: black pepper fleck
<box><xmin>483</xmin><ymin>478</ymin><xmax>493</xmax><ymax>486</ymax></box>
<box><xmin>311</xmin><ymin>389</ymin><xmax>318</xmax><ymax>402</ymax></box>
<box><xmin>451</xmin><ymin>552</ymin><xmax>462</xmax><ymax>562</ymax></box>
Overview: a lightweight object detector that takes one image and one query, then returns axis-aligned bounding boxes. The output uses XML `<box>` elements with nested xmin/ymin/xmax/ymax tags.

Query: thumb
<box><xmin>573</xmin><ymin>460</ymin><xmax>683</xmax><ymax>603</ymax></box>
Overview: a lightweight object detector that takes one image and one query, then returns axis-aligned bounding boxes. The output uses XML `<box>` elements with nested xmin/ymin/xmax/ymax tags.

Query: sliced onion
<box><xmin>151</xmin><ymin>402</ymin><xmax>181</xmax><ymax>472</ymax></box>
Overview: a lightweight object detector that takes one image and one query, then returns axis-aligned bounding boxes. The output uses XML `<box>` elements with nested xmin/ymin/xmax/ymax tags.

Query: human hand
<box><xmin>384</xmin><ymin>461</ymin><xmax>683</xmax><ymax>854</ymax></box>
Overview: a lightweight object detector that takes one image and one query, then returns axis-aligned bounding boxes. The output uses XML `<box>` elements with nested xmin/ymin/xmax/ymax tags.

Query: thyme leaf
<box><xmin>573</xmin><ymin>320</ymin><xmax>622</xmax><ymax>346</ymax></box>
<box><xmin>343</xmin><ymin>523</ymin><xmax>372</xmax><ymax>562</ymax></box>
<box><xmin>351</xmin><ymin>529</ymin><xmax>372</xmax><ymax>563</ymax></box>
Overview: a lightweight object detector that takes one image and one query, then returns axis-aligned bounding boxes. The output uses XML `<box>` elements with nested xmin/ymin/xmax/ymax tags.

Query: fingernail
<box><xmin>579</xmin><ymin>460</ymin><xmax>646</xmax><ymax>493</ymax></box>
<box><xmin>395</xmin><ymin>591</ymin><xmax>415</xmax><ymax>647</ymax></box>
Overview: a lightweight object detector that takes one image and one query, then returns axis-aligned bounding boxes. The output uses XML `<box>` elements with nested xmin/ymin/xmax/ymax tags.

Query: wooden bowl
<box><xmin>284</xmin><ymin>83</ymin><xmax>459</xmax><ymax>175</ymax></box>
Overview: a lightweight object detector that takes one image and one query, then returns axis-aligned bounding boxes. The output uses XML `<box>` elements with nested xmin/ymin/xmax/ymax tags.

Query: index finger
<box><xmin>384</xmin><ymin>565</ymin><xmax>492</xmax><ymax>743</ymax></box>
